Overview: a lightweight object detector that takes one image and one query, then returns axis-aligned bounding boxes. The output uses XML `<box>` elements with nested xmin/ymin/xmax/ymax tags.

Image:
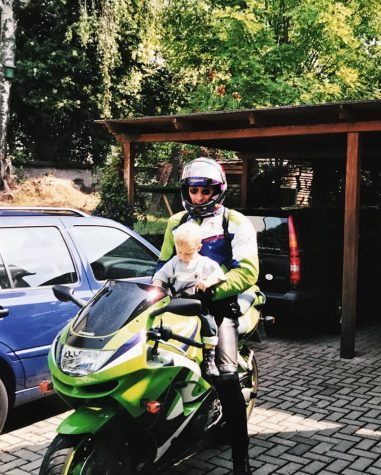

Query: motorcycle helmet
<box><xmin>180</xmin><ymin>157</ymin><xmax>227</xmax><ymax>217</ymax></box>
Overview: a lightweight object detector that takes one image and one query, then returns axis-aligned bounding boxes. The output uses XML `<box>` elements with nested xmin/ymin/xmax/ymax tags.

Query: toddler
<box><xmin>152</xmin><ymin>221</ymin><xmax>226</xmax><ymax>378</ymax></box>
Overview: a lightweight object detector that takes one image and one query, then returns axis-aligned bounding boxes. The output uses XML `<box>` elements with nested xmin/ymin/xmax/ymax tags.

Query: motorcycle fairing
<box><xmin>57</xmin><ymin>405</ymin><xmax>117</xmax><ymax>435</ymax></box>
<box><xmin>166</xmin><ymin>368</ymin><xmax>209</xmax><ymax>420</ymax></box>
<box><xmin>146</xmin><ymin>367</ymin><xmax>213</xmax><ymax>464</ymax></box>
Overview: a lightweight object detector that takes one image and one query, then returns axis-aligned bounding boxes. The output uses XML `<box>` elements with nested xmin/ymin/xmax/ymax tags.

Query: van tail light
<box><xmin>288</xmin><ymin>216</ymin><xmax>301</xmax><ymax>286</ymax></box>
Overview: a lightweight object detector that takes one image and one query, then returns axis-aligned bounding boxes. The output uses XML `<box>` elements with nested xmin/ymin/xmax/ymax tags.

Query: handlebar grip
<box><xmin>169</xmin><ymin>331</ymin><xmax>203</xmax><ymax>348</ymax></box>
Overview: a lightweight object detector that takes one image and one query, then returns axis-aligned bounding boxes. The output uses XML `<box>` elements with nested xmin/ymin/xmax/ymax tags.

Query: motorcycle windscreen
<box><xmin>72</xmin><ymin>280</ymin><xmax>166</xmax><ymax>337</ymax></box>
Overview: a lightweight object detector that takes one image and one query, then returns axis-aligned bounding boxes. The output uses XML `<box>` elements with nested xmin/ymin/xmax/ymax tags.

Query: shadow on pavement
<box><xmin>3</xmin><ymin>395</ymin><xmax>69</xmax><ymax>434</ymax></box>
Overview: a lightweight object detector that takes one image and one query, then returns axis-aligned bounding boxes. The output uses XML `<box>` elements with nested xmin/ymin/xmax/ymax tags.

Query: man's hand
<box><xmin>196</xmin><ymin>275</ymin><xmax>221</xmax><ymax>292</ymax></box>
<box><xmin>196</xmin><ymin>280</ymin><xmax>208</xmax><ymax>292</ymax></box>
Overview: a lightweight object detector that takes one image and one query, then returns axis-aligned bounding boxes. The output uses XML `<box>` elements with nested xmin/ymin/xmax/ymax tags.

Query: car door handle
<box><xmin>0</xmin><ymin>307</ymin><xmax>9</xmax><ymax>318</ymax></box>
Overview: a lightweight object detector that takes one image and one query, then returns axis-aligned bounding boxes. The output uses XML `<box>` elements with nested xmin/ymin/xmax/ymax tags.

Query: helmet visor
<box><xmin>184</xmin><ymin>177</ymin><xmax>220</xmax><ymax>187</ymax></box>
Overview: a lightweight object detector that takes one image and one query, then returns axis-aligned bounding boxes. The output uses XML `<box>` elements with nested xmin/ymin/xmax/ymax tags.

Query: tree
<box><xmin>161</xmin><ymin>0</ymin><xmax>381</xmax><ymax>111</ymax></box>
<box><xmin>8</xmin><ymin>0</ymin><xmax>181</xmax><ymax>166</ymax></box>
<box><xmin>0</xmin><ymin>0</ymin><xmax>16</xmax><ymax>192</ymax></box>
<box><xmin>159</xmin><ymin>0</ymin><xmax>381</xmax><ymax>208</ymax></box>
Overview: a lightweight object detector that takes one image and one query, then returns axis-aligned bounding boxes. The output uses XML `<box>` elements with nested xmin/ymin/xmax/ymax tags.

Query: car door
<box><xmin>0</xmin><ymin>224</ymin><xmax>92</xmax><ymax>392</ymax></box>
<box><xmin>70</xmin><ymin>223</ymin><xmax>159</xmax><ymax>289</ymax></box>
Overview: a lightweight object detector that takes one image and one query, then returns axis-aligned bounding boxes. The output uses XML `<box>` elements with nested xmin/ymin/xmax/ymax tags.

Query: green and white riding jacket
<box><xmin>156</xmin><ymin>207</ymin><xmax>259</xmax><ymax>301</ymax></box>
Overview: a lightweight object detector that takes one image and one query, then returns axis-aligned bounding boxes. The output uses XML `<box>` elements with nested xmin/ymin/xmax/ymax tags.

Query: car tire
<box><xmin>0</xmin><ymin>377</ymin><xmax>9</xmax><ymax>433</ymax></box>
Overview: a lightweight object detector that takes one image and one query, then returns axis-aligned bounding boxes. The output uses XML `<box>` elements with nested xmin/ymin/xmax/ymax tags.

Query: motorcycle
<box><xmin>39</xmin><ymin>279</ymin><xmax>266</xmax><ymax>474</ymax></box>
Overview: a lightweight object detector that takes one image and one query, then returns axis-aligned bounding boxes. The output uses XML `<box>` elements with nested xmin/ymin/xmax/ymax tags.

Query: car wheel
<box><xmin>0</xmin><ymin>377</ymin><xmax>9</xmax><ymax>433</ymax></box>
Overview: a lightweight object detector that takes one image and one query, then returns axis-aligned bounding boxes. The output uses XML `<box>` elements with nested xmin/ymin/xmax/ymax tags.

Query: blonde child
<box><xmin>152</xmin><ymin>221</ymin><xmax>226</xmax><ymax>378</ymax></box>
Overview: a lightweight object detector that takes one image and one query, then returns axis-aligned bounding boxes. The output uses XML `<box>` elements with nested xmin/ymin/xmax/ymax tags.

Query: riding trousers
<box><xmin>213</xmin><ymin>313</ymin><xmax>249</xmax><ymax>453</ymax></box>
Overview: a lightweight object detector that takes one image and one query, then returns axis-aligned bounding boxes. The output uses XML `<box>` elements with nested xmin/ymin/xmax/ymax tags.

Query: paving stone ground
<box><xmin>1</xmin><ymin>322</ymin><xmax>381</xmax><ymax>474</ymax></box>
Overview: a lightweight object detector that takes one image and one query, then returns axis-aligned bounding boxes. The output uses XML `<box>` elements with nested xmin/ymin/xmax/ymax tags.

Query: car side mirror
<box><xmin>53</xmin><ymin>285</ymin><xmax>86</xmax><ymax>308</ymax></box>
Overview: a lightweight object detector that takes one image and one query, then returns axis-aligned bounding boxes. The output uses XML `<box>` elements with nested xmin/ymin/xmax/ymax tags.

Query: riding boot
<box><xmin>202</xmin><ymin>348</ymin><xmax>219</xmax><ymax>379</ymax></box>
<box><xmin>214</xmin><ymin>375</ymin><xmax>251</xmax><ymax>473</ymax></box>
<box><xmin>232</xmin><ymin>447</ymin><xmax>252</xmax><ymax>475</ymax></box>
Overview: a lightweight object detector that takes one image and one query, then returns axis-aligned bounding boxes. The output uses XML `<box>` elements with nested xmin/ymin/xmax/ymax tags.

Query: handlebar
<box><xmin>147</xmin><ymin>326</ymin><xmax>203</xmax><ymax>349</ymax></box>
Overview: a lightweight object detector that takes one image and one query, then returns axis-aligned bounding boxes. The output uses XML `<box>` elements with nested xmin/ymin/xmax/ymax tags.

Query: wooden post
<box><xmin>240</xmin><ymin>156</ymin><xmax>248</xmax><ymax>208</ymax></box>
<box><xmin>162</xmin><ymin>194</ymin><xmax>174</xmax><ymax>216</ymax></box>
<box><xmin>340</xmin><ymin>132</ymin><xmax>361</xmax><ymax>359</ymax></box>
<box><xmin>116</xmin><ymin>135</ymin><xmax>134</xmax><ymax>205</ymax></box>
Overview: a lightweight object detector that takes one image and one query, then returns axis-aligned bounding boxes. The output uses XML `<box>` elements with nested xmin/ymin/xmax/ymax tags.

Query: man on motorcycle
<box><xmin>156</xmin><ymin>157</ymin><xmax>259</xmax><ymax>475</ymax></box>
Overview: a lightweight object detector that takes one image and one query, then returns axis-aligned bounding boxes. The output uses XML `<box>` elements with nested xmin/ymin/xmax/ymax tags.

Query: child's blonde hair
<box><xmin>173</xmin><ymin>221</ymin><xmax>202</xmax><ymax>247</ymax></box>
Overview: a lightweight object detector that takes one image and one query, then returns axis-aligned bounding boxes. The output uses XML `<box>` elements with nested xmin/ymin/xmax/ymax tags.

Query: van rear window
<box><xmin>247</xmin><ymin>216</ymin><xmax>289</xmax><ymax>254</ymax></box>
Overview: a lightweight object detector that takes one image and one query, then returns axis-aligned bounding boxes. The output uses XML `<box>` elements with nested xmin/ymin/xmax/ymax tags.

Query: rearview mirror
<box><xmin>53</xmin><ymin>285</ymin><xmax>86</xmax><ymax>308</ymax></box>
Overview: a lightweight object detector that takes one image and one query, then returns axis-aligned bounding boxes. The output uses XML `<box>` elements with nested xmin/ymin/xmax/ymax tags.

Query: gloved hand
<box><xmin>196</xmin><ymin>285</ymin><xmax>215</xmax><ymax>304</ymax></box>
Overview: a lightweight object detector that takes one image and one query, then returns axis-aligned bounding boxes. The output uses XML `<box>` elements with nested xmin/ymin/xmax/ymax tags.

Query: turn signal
<box><xmin>39</xmin><ymin>380</ymin><xmax>54</xmax><ymax>394</ymax></box>
<box><xmin>144</xmin><ymin>401</ymin><xmax>161</xmax><ymax>414</ymax></box>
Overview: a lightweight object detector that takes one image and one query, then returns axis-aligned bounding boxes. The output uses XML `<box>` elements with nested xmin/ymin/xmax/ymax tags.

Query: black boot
<box><xmin>202</xmin><ymin>349</ymin><xmax>219</xmax><ymax>379</ymax></box>
<box><xmin>232</xmin><ymin>448</ymin><xmax>252</xmax><ymax>475</ymax></box>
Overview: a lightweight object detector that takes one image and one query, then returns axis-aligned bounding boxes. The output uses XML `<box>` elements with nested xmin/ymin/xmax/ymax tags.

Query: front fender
<box><xmin>57</xmin><ymin>406</ymin><xmax>117</xmax><ymax>435</ymax></box>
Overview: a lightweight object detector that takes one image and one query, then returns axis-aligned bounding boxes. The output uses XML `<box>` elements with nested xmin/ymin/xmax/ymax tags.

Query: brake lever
<box><xmin>147</xmin><ymin>328</ymin><xmax>186</xmax><ymax>355</ymax></box>
<box><xmin>147</xmin><ymin>326</ymin><xmax>173</xmax><ymax>341</ymax></box>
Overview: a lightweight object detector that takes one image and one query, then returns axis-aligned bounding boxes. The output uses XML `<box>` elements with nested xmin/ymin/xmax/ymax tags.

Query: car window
<box><xmin>247</xmin><ymin>216</ymin><xmax>289</xmax><ymax>254</ymax></box>
<box><xmin>0</xmin><ymin>254</ymin><xmax>11</xmax><ymax>289</ymax></box>
<box><xmin>72</xmin><ymin>226</ymin><xmax>157</xmax><ymax>281</ymax></box>
<box><xmin>0</xmin><ymin>227</ymin><xmax>78</xmax><ymax>288</ymax></box>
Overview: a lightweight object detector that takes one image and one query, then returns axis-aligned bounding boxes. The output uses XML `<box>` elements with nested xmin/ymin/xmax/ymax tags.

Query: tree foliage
<box><xmin>9</xmin><ymin>0</ymin><xmax>182</xmax><ymax>165</ymax></box>
<box><xmin>162</xmin><ymin>0</ymin><xmax>381</xmax><ymax>110</ymax></box>
<box><xmin>5</xmin><ymin>0</ymin><xmax>381</xmax><ymax>213</ymax></box>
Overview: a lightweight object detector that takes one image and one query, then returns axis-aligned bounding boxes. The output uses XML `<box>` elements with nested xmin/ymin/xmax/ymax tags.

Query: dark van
<box><xmin>240</xmin><ymin>207</ymin><xmax>381</xmax><ymax>326</ymax></box>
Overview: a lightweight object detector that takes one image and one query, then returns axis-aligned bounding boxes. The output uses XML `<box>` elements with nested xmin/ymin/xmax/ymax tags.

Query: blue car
<box><xmin>0</xmin><ymin>207</ymin><xmax>159</xmax><ymax>431</ymax></box>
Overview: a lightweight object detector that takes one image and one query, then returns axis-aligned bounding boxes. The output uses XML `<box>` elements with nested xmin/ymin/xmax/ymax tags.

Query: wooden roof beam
<box><xmin>172</xmin><ymin>118</ymin><xmax>195</xmax><ymax>131</ymax></box>
<box><xmin>247</xmin><ymin>111</ymin><xmax>268</xmax><ymax>126</ymax></box>
<box><xmin>338</xmin><ymin>104</ymin><xmax>356</xmax><ymax>122</ymax></box>
<box><xmin>128</xmin><ymin>120</ymin><xmax>381</xmax><ymax>143</ymax></box>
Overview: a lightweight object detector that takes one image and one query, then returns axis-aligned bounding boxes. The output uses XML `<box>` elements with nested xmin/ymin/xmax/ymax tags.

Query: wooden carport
<box><xmin>97</xmin><ymin>99</ymin><xmax>381</xmax><ymax>359</ymax></box>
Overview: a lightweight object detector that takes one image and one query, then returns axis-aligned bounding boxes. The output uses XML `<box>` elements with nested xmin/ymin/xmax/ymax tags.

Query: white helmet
<box><xmin>180</xmin><ymin>157</ymin><xmax>227</xmax><ymax>217</ymax></box>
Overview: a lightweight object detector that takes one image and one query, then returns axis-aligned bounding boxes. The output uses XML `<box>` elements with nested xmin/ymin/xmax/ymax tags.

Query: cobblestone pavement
<box><xmin>1</xmin><ymin>322</ymin><xmax>380</xmax><ymax>474</ymax></box>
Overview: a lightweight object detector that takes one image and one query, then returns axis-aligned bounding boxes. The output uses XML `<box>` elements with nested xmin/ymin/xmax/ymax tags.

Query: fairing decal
<box><xmin>100</xmin><ymin>330</ymin><xmax>144</xmax><ymax>370</ymax></box>
<box><xmin>154</xmin><ymin>406</ymin><xmax>197</xmax><ymax>462</ymax></box>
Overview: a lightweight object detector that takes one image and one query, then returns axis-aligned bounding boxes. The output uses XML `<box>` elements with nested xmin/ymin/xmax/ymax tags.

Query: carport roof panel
<box><xmin>97</xmin><ymin>100</ymin><xmax>381</xmax><ymax>137</ymax></box>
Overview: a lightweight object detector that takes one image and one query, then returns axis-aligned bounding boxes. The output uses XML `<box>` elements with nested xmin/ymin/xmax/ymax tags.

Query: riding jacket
<box><xmin>156</xmin><ymin>207</ymin><xmax>259</xmax><ymax>301</ymax></box>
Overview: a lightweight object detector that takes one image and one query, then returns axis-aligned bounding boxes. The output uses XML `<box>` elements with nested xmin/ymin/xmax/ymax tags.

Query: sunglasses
<box><xmin>189</xmin><ymin>187</ymin><xmax>214</xmax><ymax>196</ymax></box>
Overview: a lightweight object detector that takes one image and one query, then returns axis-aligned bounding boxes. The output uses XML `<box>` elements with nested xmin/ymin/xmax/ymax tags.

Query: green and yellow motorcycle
<box><xmin>39</xmin><ymin>280</ymin><xmax>265</xmax><ymax>474</ymax></box>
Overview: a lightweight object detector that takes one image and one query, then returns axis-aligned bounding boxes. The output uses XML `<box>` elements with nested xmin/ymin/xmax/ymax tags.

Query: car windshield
<box><xmin>72</xmin><ymin>280</ymin><xmax>166</xmax><ymax>337</ymax></box>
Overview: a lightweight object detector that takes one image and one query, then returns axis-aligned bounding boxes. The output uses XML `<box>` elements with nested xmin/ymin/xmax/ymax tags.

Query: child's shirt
<box><xmin>153</xmin><ymin>253</ymin><xmax>226</xmax><ymax>293</ymax></box>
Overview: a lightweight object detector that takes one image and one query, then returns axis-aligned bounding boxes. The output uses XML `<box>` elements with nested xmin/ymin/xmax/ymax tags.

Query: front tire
<box><xmin>39</xmin><ymin>434</ymin><xmax>80</xmax><ymax>475</ymax></box>
<box><xmin>39</xmin><ymin>433</ymin><xmax>136</xmax><ymax>475</ymax></box>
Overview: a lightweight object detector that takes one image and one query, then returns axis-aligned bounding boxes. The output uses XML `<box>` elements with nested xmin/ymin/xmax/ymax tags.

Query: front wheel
<box><xmin>39</xmin><ymin>433</ymin><xmax>136</xmax><ymax>475</ymax></box>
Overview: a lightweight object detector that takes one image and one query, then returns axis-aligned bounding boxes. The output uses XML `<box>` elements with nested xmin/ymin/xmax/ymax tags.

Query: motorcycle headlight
<box><xmin>50</xmin><ymin>332</ymin><xmax>63</xmax><ymax>363</ymax></box>
<box><xmin>60</xmin><ymin>344</ymin><xmax>115</xmax><ymax>376</ymax></box>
